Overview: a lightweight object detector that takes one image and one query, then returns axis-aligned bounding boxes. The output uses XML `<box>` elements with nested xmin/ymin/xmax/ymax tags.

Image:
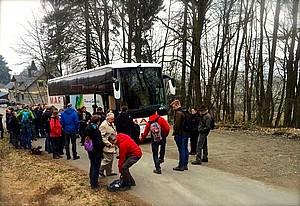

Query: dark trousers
<box><xmin>50</xmin><ymin>137</ymin><xmax>60</xmax><ymax>157</ymax></box>
<box><xmin>88</xmin><ymin>152</ymin><xmax>102</xmax><ymax>188</ymax></box>
<box><xmin>174</xmin><ymin>134</ymin><xmax>189</xmax><ymax>167</ymax></box>
<box><xmin>196</xmin><ymin>133</ymin><xmax>208</xmax><ymax>162</ymax></box>
<box><xmin>190</xmin><ymin>131</ymin><xmax>199</xmax><ymax>153</ymax></box>
<box><xmin>65</xmin><ymin>131</ymin><xmax>78</xmax><ymax>158</ymax></box>
<box><xmin>12</xmin><ymin>132</ymin><xmax>20</xmax><ymax>148</ymax></box>
<box><xmin>151</xmin><ymin>138</ymin><xmax>166</xmax><ymax>170</ymax></box>
<box><xmin>121</xmin><ymin>156</ymin><xmax>141</xmax><ymax>186</ymax></box>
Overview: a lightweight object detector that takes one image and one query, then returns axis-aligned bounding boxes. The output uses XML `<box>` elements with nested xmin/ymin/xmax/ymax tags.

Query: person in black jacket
<box><xmin>79</xmin><ymin>106</ymin><xmax>92</xmax><ymax>145</ymax></box>
<box><xmin>10</xmin><ymin>112</ymin><xmax>21</xmax><ymax>148</ymax></box>
<box><xmin>192</xmin><ymin>105</ymin><xmax>212</xmax><ymax>165</ymax></box>
<box><xmin>85</xmin><ymin>115</ymin><xmax>105</xmax><ymax>189</ymax></box>
<box><xmin>189</xmin><ymin>108</ymin><xmax>200</xmax><ymax>155</ymax></box>
<box><xmin>115</xmin><ymin>105</ymin><xmax>134</xmax><ymax>136</ymax></box>
<box><xmin>41</xmin><ymin>106</ymin><xmax>53</xmax><ymax>153</ymax></box>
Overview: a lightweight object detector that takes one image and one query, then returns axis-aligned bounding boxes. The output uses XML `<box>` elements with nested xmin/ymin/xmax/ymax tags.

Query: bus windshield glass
<box><xmin>118</xmin><ymin>67</ymin><xmax>166</xmax><ymax>111</ymax></box>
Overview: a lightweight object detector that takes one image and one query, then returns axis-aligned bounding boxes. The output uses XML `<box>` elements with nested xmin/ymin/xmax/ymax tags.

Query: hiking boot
<box><xmin>159</xmin><ymin>159</ymin><xmax>164</xmax><ymax>163</ymax></box>
<box><xmin>53</xmin><ymin>155</ymin><xmax>60</xmax><ymax>159</ymax></box>
<box><xmin>73</xmin><ymin>156</ymin><xmax>80</xmax><ymax>160</ymax></box>
<box><xmin>202</xmin><ymin>158</ymin><xmax>208</xmax><ymax>162</ymax></box>
<box><xmin>191</xmin><ymin>160</ymin><xmax>202</xmax><ymax>165</ymax></box>
<box><xmin>173</xmin><ymin>166</ymin><xmax>184</xmax><ymax>171</ymax></box>
<box><xmin>67</xmin><ymin>156</ymin><xmax>71</xmax><ymax>160</ymax></box>
<box><xmin>153</xmin><ymin>169</ymin><xmax>162</xmax><ymax>174</ymax></box>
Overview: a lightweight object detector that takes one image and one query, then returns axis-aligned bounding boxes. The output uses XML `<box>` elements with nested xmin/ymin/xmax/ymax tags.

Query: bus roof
<box><xmin>48</xmin><ymin>63</ymin><xmax>161</xmax><ymax>83</ymax></box>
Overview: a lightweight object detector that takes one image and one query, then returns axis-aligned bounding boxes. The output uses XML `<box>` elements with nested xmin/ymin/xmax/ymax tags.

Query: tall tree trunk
<box><xmin>284</xmin><ymin>0</ymin><xmax>299</xmax><ymax>127</ymax></box>
<box><xmin>84</xmin><ymin>0</ymin><xmax>92</xmax><ymax>69</ymax></box>
<box><xmin>181</xmin><ymin>0</ymin><xmax>188</xmax><ymax>107</ymax></box>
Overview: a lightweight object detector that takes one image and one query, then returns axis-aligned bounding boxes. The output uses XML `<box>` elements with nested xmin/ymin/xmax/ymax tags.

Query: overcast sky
<box><xmin>0</xmin><ymin>0</ymin><xmax>42</xmax><ymax>75</ymax></box>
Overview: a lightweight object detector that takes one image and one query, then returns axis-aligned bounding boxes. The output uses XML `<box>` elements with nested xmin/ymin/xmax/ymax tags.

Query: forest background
<box><xmin>0</xmin><ymin>0</ymin><xmax>299</xmax><ymax>128</ymax></box>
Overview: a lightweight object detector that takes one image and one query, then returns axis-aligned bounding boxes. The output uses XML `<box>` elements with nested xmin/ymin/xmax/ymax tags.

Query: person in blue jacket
<box><xmin>60</xmin><ymin>103</ymin><xmax>80</xmax><ymax>160</ymax></box>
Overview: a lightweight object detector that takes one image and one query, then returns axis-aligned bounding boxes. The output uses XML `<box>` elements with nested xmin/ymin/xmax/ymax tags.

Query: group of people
<box><xmin>1</xmin><ymin>99</ymin><xmax>213</xmax><ymax>191</ymax></box>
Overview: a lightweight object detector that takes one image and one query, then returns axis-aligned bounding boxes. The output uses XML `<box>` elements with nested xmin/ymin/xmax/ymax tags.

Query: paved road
<box><xmin>32</xmin><ymin>138</ymin><xmax>300</xmax><ymax>206</ymax></box>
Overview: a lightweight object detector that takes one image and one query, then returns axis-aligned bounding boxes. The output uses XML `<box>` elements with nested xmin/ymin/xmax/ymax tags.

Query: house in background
<box><xmin>0</xmin><ymin>84</ymin><xmax>9</xmax><ymax>100</ymax></box>
<box><xmin>5</xmin><ymin>61</ymin><xmax>48</xmax><ymax>105</ymax></box>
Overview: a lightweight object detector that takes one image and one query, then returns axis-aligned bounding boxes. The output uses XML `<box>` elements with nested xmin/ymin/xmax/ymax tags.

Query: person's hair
<box><xmin>81</xmin><ymin>106</ymin><xmax>86</xmax><ymax>110</ymax></box>
<box><xmin>170</xmin><ymin>99</ymin><xmax>181</xmax><ymax>107</ymax></box>
<box><xmin>91</xmin><ymin>115</ymin><xmax>100</xmax><ymax>124</ymax></box>
<box><xmin>108</xmin><ymin>133</ymin><xmax>116</xmax><ymax>142</ymax></box>
<box><xmin>67</xmin><ymin>103</ymin><xmax>72</xmax><ymax>108</ymax></box>
<box><xmin>106</xmin><ymin>112</ymin><xmax>114</xmax><ymax>120</ymax></box>
<box><xmin>121</xmin><ymin>105</ymin><xmax>128</xmax><ymax>112</ymax></box>
<box><xmin>97</xmin><ymin>107</ymin><xmax>103</xmax><ymax>112</ymax></box>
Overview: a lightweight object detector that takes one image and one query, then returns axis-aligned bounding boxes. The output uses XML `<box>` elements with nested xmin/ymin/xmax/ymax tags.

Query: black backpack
<box><xmin>45</xmin><ymin>119</ymin><xmax>51</xmax><ymax>133</ymax></box>
<box><xmin>181</xmin><ymin>110</ymin><xmax>192</xmax><ymax>133</ymax></box>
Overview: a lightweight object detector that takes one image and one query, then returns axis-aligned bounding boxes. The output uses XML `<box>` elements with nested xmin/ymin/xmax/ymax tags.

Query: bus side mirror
<box><xmin>163</xmin><ymin>74</ymin><xmax>176</xmax><ymax>95</ymax></box>
<box><xmin>112</xmin><ymin>77</ymin><xmax>120</xmax><ymax>99</ymax></box>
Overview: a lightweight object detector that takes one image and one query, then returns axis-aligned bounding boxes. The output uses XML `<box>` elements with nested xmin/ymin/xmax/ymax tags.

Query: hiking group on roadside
<box><xmin>1</xmin><ymin>99</ymin><xmax>213</xmax><ymax>191</ymax></box>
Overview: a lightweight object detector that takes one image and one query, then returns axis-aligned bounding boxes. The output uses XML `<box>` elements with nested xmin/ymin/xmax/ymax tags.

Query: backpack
<box><xmin>84</xmin><ymin>136</ymin><xmax>93</xmax><ymax>152</ymax></box>
<box><xmin>21</xmin><ymin>111</ymin><xmax>30</xmax><ymax>123</ymax></box>
<box><xmin>107</xmin><ymin>179</ymin><xmax>124</xmax><ymax>192</ymax></box>
<box><xmin>149</xmin><ymin>116</ymin><xmax>163</xmax><ymax>142</ymax></box>
<box><xmin>181</xmin><ymin>110</ymin><xmax>192</xmax><ymax>133</ymax></box>
<box><xmin>45</xmin><ymin>119</ymin><xmax>51</xmax><ymax>133</ymax></box>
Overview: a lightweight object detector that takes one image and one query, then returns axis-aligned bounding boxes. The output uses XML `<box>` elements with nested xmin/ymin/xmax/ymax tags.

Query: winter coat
<box><xmin>41</xmin><ymin>110</ymin><xmax>52</xmax><ymax>125</ymax></box>
<box><xmin>50</xmin><ymin>116</ymin><xmax>62</xmax><ymax>138</ymax></box>
<box><xmin>60</xmin><ymin>108</ymin><xmax>79</xmax><ymax>132</ymax></box>
<box><xmin>9</xmin><ymin>116</ymin><xmax>21</xmax><ymax>135</ymax></box>
<box><xmin>191</xmin><ymin>113</ymin><xmax>201</xmax><ymax>134</ymax></box>
<box><xmin>172</xmin><ymin>107</ymin><xmax>187</xmax><ymax>136</ymax></box>
<box><xmin>85</xmin><ymin>123</ymin><xmax>105</xmax><ymax>155</ymax></box>
<box><xmin>16</xmin><ymin>109</ymin><xmax>35</xmax><ymax>123</ymax></box>
<box><xmin>115</xmin><ymin>112</ymin><xmax>134</xmax><ymax>136</ymax></box>
<box><xmin>99</xmin><ymin>120</ymin><xmax>116</xmax><ymax>153</ymax></box>
<box><xmin>78</xmin><ymin>111</ymin><xmax>92</xmax><ymax>128</ymax></box>
<box><xmin>198</xmin><ymin>112</ymin><xmax>212</xmax><ymax>134</ymax></box>
<box><xmin>140</xmin><ymin>114</ymin><xmax>170</xmax><ymax>142</ymax></box>
<box><xmin>116</xmin><ymin>133</ymin><xmax>142</xmax><ymax>173</ymax></box>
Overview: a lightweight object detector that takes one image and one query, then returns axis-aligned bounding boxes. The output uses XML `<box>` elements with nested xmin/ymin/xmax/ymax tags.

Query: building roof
<box><xmin>6</xmin><ymin>68</ymin><xmax>45</xmax><ymax>91</ymax></box>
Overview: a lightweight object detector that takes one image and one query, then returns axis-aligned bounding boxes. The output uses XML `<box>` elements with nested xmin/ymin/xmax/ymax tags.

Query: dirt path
<box><xmin>141</xmin><ymin>129</ymin><xmax>300</xmax><ymax>190</ymax></box>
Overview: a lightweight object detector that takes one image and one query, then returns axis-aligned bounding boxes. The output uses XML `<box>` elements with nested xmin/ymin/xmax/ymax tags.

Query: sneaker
<box><xmin>184</xmin><ymin>165</ymin><xmax>188</xmax><ymax>170</ymax></box>
<box><xmin>53</xmin><ymin>155</ymin><xmax>60</xmax><ymax>159</ymax></box>
<box><xmin>73</xmin><ymin>156</ymin><xmax>80</xmax><ymax>160</ymax></box>
<box><xmin>99</xmin><ymin>172</ymin><xmax>106</xmax><ymax>177</ymax></box>
<box><xmin>191</xmin><ymin>160</ymin><xmax>202</xmax><ymax>165</ymax></box>
<box><xmin>202</xmin><ymin>158</ymin><xmax>208</xmax><ymax>162</ymax></box>
<box><xmin>67</xmin><ymin>156</ymin><xmax>71</xmax><ymax>160</ymax></box>
<box><xmin>189</xmin><ymin>152</ymin><xmax>196</xmax><ymax>155</ymax></box>
<box><xmin>159</xmin><ymin>159</ymin><xmax>164</xmax><ymax>163</ymax></box>
<box><xmin>153</xmin><ymin>169</ymin><xmax>162</xmax><ymax>174</ymax></box>
<box><xmin>173</xmin><ymin>166</ymin><xmax>184</xmax><ymax>171</ymax></box>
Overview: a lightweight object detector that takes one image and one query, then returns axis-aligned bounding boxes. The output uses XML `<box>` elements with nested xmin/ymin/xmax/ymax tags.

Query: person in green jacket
<box><xmin>16</xmin><ymin>105</ymin><xmax>35</xmax><ymax>149</ymax></box>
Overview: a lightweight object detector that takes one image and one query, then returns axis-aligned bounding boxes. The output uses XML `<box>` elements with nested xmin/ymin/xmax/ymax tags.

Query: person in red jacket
<box><xmin>140</xmin><ymin>111</ymin><xmax>170</xmax><ymax>174</ymax></box>
<box><xmin>50</xmin><ymin>109</ymin><xmax>62</xmax><ymax>159</ymax></box>
<box><xmin>108</xmin><ymin>133</ymin><xmax>142</xmax><ymax>190</ymax></box>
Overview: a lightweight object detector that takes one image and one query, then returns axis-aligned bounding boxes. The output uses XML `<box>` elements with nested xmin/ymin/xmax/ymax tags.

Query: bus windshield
<box><xmin>118</xmin><ymin>67</ymin><xmax>166</xmax><ymax>111</ymax></box>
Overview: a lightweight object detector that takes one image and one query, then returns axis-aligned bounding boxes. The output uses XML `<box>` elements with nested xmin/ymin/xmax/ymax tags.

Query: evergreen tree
<box><xmin>0</xmin><ymin>55</ymin><xmax>11</xmax><ymax>85</ymax></box>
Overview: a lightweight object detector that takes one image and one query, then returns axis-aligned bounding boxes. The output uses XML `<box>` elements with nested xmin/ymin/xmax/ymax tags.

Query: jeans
<box><xmin>45</xmin><ymin>133</ymin><xmax>52</xmax><ymax>153</ymax></box>
<box><xmin>196</xmin><ymin>133</ymin><xmax>208</xmax><ymax>162</ymax></box>
<box><xmin>174</xmin><ymin>134</ymin><xmax>189</xmax><ymax>167</ymax></box>
<box><xmin>88</xmin><ymin>152</ymin><xmax>102</xmax><ymax>188</ymax></box>
<box><xmin>65</xmin><ymin>131</ymin><xmax>78</xmax><ymax>158</ymax></box>
<box><xmin>121</xmin><ymin>156</ymin><xmax>141</xmax><ymax>186</ymax></box>
<box><xmin>151</xmin><ymin>138</ymin><xmax>166</xmax><ymax>170</ymax></box>
<box><xmin>21</xmin><ymin>123</ymin><xmax>32</xmax><ymax>149</ymax></box>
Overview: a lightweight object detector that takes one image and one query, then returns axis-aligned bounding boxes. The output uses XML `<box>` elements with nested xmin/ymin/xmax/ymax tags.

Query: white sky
<box><xmin>0</xmin><ymin>0</ymin><xmax>42</xmax><ymax>75</ymax></box>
